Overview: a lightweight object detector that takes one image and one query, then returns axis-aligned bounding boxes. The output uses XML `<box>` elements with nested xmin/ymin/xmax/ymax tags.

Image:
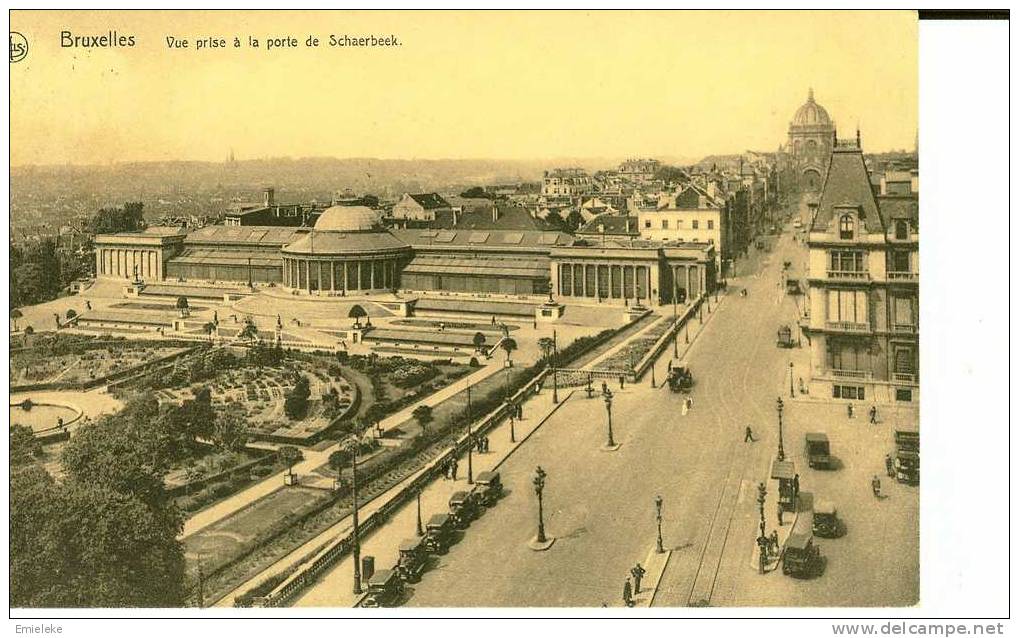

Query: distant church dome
<box><xmin>791</xmin><ymin>88</ymin><xmax>832</xmax><ymax>127</ymax></box>
<box><xmin>314</xmin><ymin>205</ymin><xmax>381</xmax><ymax>232</ymax></box>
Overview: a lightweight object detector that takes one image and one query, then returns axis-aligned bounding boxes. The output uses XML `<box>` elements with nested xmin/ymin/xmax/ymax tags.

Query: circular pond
<box><xmin>9</xmin><ymin>402</ymin><xmax>80</xmax><ymax>434</ymax></box>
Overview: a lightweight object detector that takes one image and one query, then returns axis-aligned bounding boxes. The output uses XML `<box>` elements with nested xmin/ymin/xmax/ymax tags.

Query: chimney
<box><xmin>264</xmin><ymin>187</ymin><xmax>275</xmax><ymax>207</ymax></box>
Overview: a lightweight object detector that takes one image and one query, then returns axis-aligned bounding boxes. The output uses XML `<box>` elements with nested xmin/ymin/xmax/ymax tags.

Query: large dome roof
<box><xmin>314</xmin><ymin>205</ymin><xmax>381</xmax><ymax>232</ymax></box>
<box><xmin>791</xmin><ymin>89</ymin><xmax>832</xmax><ymax>127</ymax></box>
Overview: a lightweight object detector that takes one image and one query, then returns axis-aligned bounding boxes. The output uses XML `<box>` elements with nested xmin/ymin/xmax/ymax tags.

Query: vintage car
<box><xmin>667</xmin><ymin>362</ymin><xmax>693</xmax><ymax>393</ymax></box>
<box><xmin>472</xmin><ymin>471</ymin><xmax>503</xmax><ymax>507</ymax></box>
<box><xmin>894</xmin><ymin>430</ymin><xmax>920</xmax><ymax>485</ymax></box>
<box><xmin>424</xmin><ymin>513</ymin><xmax>454</xmax><ymax>554</ymax></box>
<box><xmin>812</xmin><ymin>499</ymin><xmax>841</xmax><ymax>538</ymax></box>
<box><xmin>361</xmin><ymin>569</ymin><xmax>404</xmax><ymax>608</ymax></box>
<box><xmin>782</xmin><ymin>530</ymin><xmax>822</xmax><ymax>578</ymax></box>
<box><xmin>776</xmin><ymin>325</ymin><xmax>795</xmax><ymax>348</ymax></box>
<box><xmin>396</xmin><ymin>536</ymin><xmax>427</xmax><ymax>583</ymax></box>
<box><xmin>805</xmin><ymin>432</ymin><xmax>832</xmax><ymax>470</ymax></box>
<box><xmin>448</xmin><ymin>491</ymin><xmax>478</xmax><ymax>529</ymax></box>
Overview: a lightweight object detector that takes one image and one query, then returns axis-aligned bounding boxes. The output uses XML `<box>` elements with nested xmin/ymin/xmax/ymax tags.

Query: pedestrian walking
<box><xmin>744</xmin><ymin>426</ymin><xmax>756</xmax><ymax>443</ymax></box>
<box><xmin>869</xmin><ymin>405</ymin><xmax>878</xmax><ymax>425</ymax></box>
<box><xmin>623</xmin><ymin>579</ymin><xmax>634</xmax><ymax>607</ymax></box>
<box><xmin>769</xmin><ymin>530</ymin><xmax>780</xmax><ymax>556</ymax></box>
<box><xmin>776</xmin><ymin>504</ymin><xmax>784</xmax><ymax>526</ymax></box>
<box><xmin>444</xmin><ymin>461</ymin><xmax>451</xmax><ymax>480</ymax></box>
<box><xmin>847</xmin><ymin>403</ymin><xmax>854</xmax><ymax>419</ymax></box>
<box><xmin>451</xmin><ymin>459</ymin><xmax>459</xmax><ymax>481</ymax></box>
<box><xmin>793</xmin><ymin>473</ymin><xmax>800</xmax><ymax>497</ymax></box>
<box><xmin>631</xmin><ymin>564</ymin><xmax>646</xmax><ymax>594</ymax></box>
<box><xmin>619</xmin><ymin>375</ymin><xmax>625</xmax><ymax>389</ymax></box>
<box><xmin>885</xmin><ymin>454</ymin><xmax>895</xmax><ymax>478</ymax></box>
<box><xmin>85</xmin><ymin>300</ymin><xmax>92</xmax><ymax>310</ymax></box>
<box><xmin>484</xmin><ymin>436</ymin><xmax>490</xmax><ymax>453</ymax></box>
<box><xmin>667</xmin><ymin>360</ymin><xmax>672</xmax><ymax>372</ymax></box>
<box><xmin>871</xmin><ymin>475</ymin><xmax>882</xmax><ymax>498</ymax></box>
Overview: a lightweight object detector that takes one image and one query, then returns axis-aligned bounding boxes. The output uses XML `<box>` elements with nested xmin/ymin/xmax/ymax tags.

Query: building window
<box><xmin>707</xmin><ymin>220</ymin><xmax>714</xmax><ymax>230</ymax></box>
<box><xmin>896</xmin><ymin>389</ymin><xmax>913</xmax><ymax>402</ymax></box>
<box><xmin>661</xmin><ymin>219</ymin><xmax>669</xmax><ymax>230</ymax></box>
<box><xmin>692</xmin><ymin>220</ymin><xmax>699</xmax><ymax>230</ymax></box>
<box><xmin>893</xmin><ymin>346</ymin><xmax>916</xmax><ymax>375</ymax></box>
<box><xmin>839</xmin><ymin>214</ymin><xmax>855</xmax><ymax>240</ymax></box>
<box><xmin>827</xmin><ymin>289</ymin><xmax>869</xmax><ymax>325</ymax></box>
<box><xmin>890</xmin><ymin>250</ymin><xmax>911</xmax><ymax>273</ymax></box>
<box><xmin>894</xmin><ymin>219</ymin><xmax>909</xmax><ymax>240</ymax></box>
<box><xmin>829</xmin><ymin>250</ymin><xmax>866</xmax><ymax>273</ymax></box>
<box><xmin>893</xmin><ymin>295</ymin><xmax>915</xmax><ymax>327</ymax></box>
<box><xmin>833</xmin><ymin>385</ymin><xmax>865</xmax><ymax>400</ymax></box>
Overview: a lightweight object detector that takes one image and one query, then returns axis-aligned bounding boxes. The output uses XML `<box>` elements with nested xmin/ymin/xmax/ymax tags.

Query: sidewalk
<box><xmin>182</xmin><ymin>360</ymin><xmax>504</xmax><ymax>538</ymax></box>
<box><xmin>286</xmin><ymin>387</ymin><xmax>573</xmax><ymax>607</ymax></box>
<box><xmin>214</xmin><ymin>385</ymin><xmax>572</xmax><ymax>607</ymax></box>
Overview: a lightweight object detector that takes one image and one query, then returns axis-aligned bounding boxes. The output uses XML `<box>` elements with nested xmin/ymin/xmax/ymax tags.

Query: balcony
<box><xmin>826</xmin><ymin>270</ymin><xmax>870</xmax><ymax>280</ymax></box>
<box><xmin>830</xmin><ymin>368</ymin><xmax>873</xmax><ymax>380</ymax></box>
<box><xmin>892</xmin><ymin>323</ymin><xmax>917</xmax><ymax>334</ymax></box>
<box><xmin>826</xmin><ymin>321</ymin><xmax>871</xmax><ymax>333</ymax></box>
<box><xmin>887</xmin><ymin>271</ymin><xmax>917</xmax><ymax>282</ymax></box>
<box><xmin>893</xmin><ymin>372</ymin><xmax>917</xmax><ymax>384</ymax></box>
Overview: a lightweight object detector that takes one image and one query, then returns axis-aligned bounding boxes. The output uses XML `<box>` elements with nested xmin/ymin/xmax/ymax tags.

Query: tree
<box><xmin>284</xmin><ymin>375</ymin><xmax>311</xmax><ymax>420</ymax></box>
<box><xmin>11</xmin><ymin>308</ymin><xmax>22</xmax><ymax>332</ymax></box>
<box><xmin>238</xmin><ymin>321</ymin><xmax>259</xmax><ymax>343</ymax></box>
<box><xmin>348</xmin><ymin>304</ymin><xmax>367</xmax><ymax>328</ymax></box>
<box><xmin>10</xmin><ymin>424</ymin><xmax>42</xmax><ymax>464</ymax></box>
<box><xmin>472</xmin><ymin>331</ymin><xmax>487</xmax><ymax>353</ymax></box>
<box><xmin>500</xmin><ymin>337</ymin><xmax>518</xmax><ymax>364</ymax></box>
<box><xmin>211</xmin><ymin>407</ymin><xmax>248</xmax><ymax>452</ymax></box>
<box><xmin>565</xmin><ymin>210</ymin><xmax>585</xmax><ymax>232</ymax></box>
<box><xmin>175</xmin><ymin>296</ymin><xmax>190</xmax><ymax>318</ymax></box>
<box><xmin>537</xmin><ymin>337</ymin><xmax>555</xmax><ymax>361</ymax></box>
<box><xmin>328</xmin><ymin>449</ymin><xmax>350</xmax><ymax>477</ymax></box>
<box><xmin>460</xmin><ymin>186</ymin><xmax>488</xmax><ymax>199</ymax></box>
<box><xmin>277</xmin><ymin>445</ymin><xmax>302</xmax><ymax>476</ymax></box>
<box><xmin>543</xmin><ymin>210</ymin><xmax>565</xmax><ymax>231</ymax></box>
<box><xmin>65</xmin><ymin>308</ymin><xmax>78</xmax><ymax>320</ymax></box>
<box><xmin>202</xmin><ymin>321</ymin><xmax>217</xmax><ymax>342</ymax></box>
<box><xmin>412</xmin><ymin>405</ymin><xmax>434</xmax><ymax>431</ymax></box>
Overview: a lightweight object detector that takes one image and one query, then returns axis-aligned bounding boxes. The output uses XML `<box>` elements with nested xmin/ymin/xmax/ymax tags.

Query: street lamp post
<box><xmin>604</xmin><ymin>389</ymin><xmax>616</xmax><ymax>448</ymax></box>
<box><xmin>776</xmin><ymin>396</ymin><xmax>785</xmax><ymax>462</ymax></box>
<box><xmin>350</xmin><ymin>438</ymin><xmax>362</xmax><ymax>595</ymax></box>
<box><xmin>789</xmin><ymin>362</ymin><xmax>795</xmax><ymax>398</ymax></box>
<box><xmin>533</xmin><ymin>466</ymin><xmax>547</xmax><ymax>544</ymax></box>
<box><xmin>655</xmin><ymin>495</ymin><xmax>664</xmax><ymax>554</ymax></box>
<box><xmin>672</xmin><ymin>280</ymin><xmax>679</xmax><ymax>358</ymax></box>
<box><xmin>757</xmin><ymin>482</ymin><xmax>768</xmax><ymax>574</ymax></box>
<box><xmin>551</xmin><ymin>330</ymin><xmax>559</xmax><ymax>404</ymax></box>
<box><xmin>415</xmin><ymin>488</ymin><xmax>424</xmax><ymax>536</ymax></box>
<box><xmin>509</xmin><ymin>411</ymin><xmax>516</xmax><ymax>443</ymax></box>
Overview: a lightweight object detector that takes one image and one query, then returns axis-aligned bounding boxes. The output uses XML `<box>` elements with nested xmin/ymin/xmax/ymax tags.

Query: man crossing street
<box><xmin>744</xmin><ymin>426</ymin><xmax>756</xmax><ymax>442</ymax></box>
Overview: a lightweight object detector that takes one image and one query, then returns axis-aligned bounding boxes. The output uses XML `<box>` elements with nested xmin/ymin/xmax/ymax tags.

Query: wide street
<box><xmin>396</xmin><ymin>211</ymin><xmax>918</xmax><ymax>608</ymax></box>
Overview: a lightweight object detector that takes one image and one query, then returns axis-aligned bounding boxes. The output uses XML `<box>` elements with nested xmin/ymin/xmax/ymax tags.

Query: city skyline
<box><xmin>10</xmin><ymin>10</ymin><xmax>917</xmax><ymax>166</ymax></box>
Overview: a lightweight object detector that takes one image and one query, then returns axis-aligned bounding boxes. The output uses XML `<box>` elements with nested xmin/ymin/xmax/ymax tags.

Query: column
<box><xmin>685</xmin><ymin>265</ymin><xmax>692</xmax><ymax>299</ymax></box>
<box><xmin>306</xmin><ymin>260</ymin><xmax>312</xmax><ymax>293</ymax></box>
<box><xmin>370</xmin><ymin>259</ymin><xmax>376</xmax><ymax>290</ymax></box>
<box><xmin>344</xmin><ymin>261</ymin><xmax>350</xmax><ymax>292</ymax></box>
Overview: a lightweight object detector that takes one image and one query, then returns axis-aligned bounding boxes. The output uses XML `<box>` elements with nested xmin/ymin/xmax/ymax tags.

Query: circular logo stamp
<box><xmin>10</xmin><ymin>31</ymin><xmax>28</xmax><ymax>63</ymax></box>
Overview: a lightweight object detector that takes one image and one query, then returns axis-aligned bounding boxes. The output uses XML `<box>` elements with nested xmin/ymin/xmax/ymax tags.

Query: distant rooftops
<box><xmin>407</xmin><ymin>193</ymin><xmax>451</xmax><ymax>209</ymax></box>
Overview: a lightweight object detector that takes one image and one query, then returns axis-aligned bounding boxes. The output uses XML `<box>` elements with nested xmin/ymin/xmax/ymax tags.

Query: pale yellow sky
<box><xmin>10</xmin><ymin>10</ymin><xmax>917</xmax><ymax>165</ymax></box>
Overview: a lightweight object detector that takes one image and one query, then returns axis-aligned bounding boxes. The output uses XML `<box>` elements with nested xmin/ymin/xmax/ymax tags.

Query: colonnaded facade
<box><xmin>95</xmin><ymin>205</ymin><xmax>717</xmax><ymax>307</ymax></box>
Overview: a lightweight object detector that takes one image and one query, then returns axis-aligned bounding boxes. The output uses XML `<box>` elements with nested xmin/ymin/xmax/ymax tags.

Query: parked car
<box><xmin>361</xmin><ymin>569</ymin><xmax>403</xmax><ymax>608</ymax></box>
<box><xmin>805</xmin><ymin>432</ymin><xmax>832</xmax><ymax>469</ymax></box>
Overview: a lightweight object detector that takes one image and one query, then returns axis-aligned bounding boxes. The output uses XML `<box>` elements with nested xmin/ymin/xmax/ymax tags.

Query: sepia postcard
<box><xmin>6</xmin><ymin>8</ymin><xmax>1003</xmax><ymax>626</ymax></box>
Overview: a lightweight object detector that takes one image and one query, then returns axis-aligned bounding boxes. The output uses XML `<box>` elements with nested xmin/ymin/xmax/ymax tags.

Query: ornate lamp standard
<box><xmin>603</xmin><ymin>388</ymin><xmax>616</xmax><ymax>448</ymax></box>
<box><xmin>533</xmin><ymin>466</ymin><xmax>548</xmax><ymax>544</ymax></box>
<box><xmin>552</xmin><ymin>330</ymin><xmax>559</xmax><ymax>404</ymax></box>
<box><xmin>776</xmin><ymin>397</ymin><xmax>786</xmax><ymax>462</ymax></box>
<box><xmin>655</xmin><ymin>495</ymin><xmax>665</xmax><ymax>554</ymax></box>
<box><xmin>415</xmin><ymin>488</ymin><xmax>424</xmax><ymax>537</ymax></box>
<box><xmin>789</xmin><ymin>362</ymin><xmax>795</xmax><ymax>398</ymax></box>
<box><xmin>466</xmin><ymin>383</ymin><xmax>474</xmax><ymax>485</ymax></box>
<box><xmin>349</xmin><ymin>437</ymin><xmax>363</xmax><ymax>594</ymax></box>
<box><xmin>756</xmin><ymin>482</ymin><xmax>768</xmax><ymax>574</ymax></box>
<box><xmin>672</xmin><ymin>280</ymin><xmax>679</xmax><ymax>358</ymax></box>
